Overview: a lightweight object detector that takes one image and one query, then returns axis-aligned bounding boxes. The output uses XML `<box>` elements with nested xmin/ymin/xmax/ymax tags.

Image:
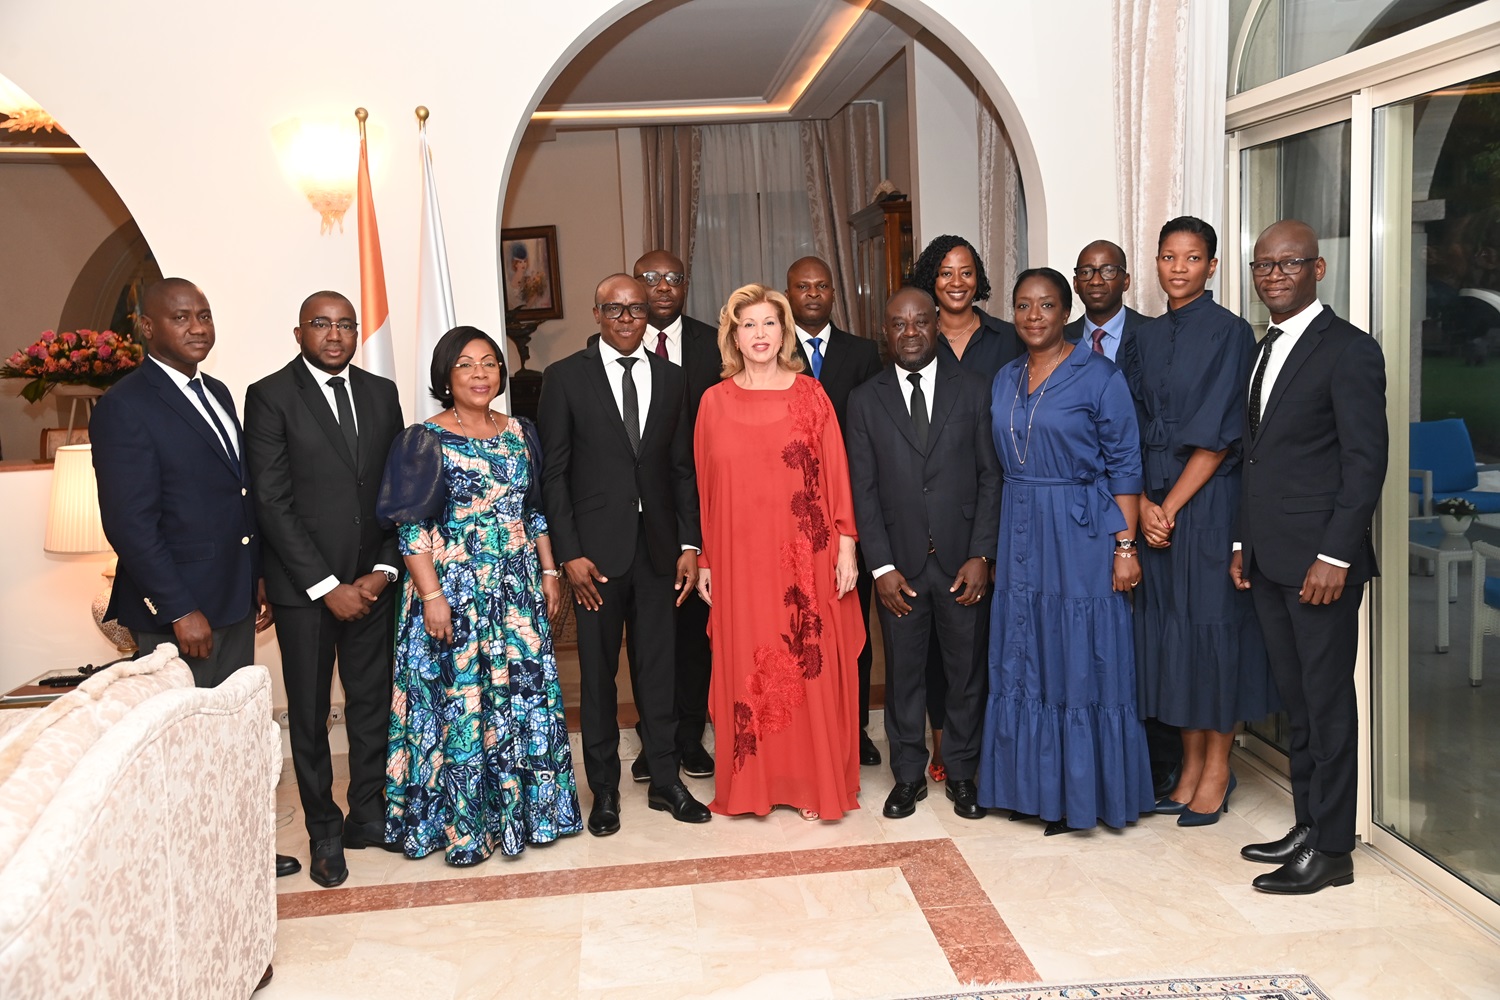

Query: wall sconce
<box><xmin>46</xmin><ymin>444</ymin><xmax>134</xmax><ymax>653</ymax></box>
<box><xmin>272</xmin><ymin>116</ymin><xmax>370</xmax><ymax>235</ymax></box>
<box><xmin>0</xmin><ymin>75</ymin><xmax>65</xmax><ymax>133</ymax></box>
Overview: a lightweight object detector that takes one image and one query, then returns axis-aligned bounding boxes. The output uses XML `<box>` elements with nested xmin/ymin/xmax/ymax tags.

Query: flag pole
<box><xmin>415</xmin><ymin>105</ymin><xmax>428</xmax><ymax>130</ymax></box>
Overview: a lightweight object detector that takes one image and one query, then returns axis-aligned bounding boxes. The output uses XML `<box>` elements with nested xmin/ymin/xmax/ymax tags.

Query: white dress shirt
<box><xmin>1235</xmin><ymin>296</ymin><xmax>1348</xmax><ymax>569</ymax></box>
<box><xmin>151</xmin><ymin>355</ymin><xmax>239</xmax><ymax>459</ymax></box>
<box><xmin>295</xmin><ymin>358</ymin><xmax>399</xmax><ymax>600</ymax></box>
<box><xmin>795</xmin><ymin>326</ymin><xmax>829</xmax><ymax>366</ymax></box>
<box><xmin>871</xmin><ymin>357</ymin><xmax>940</xmax><ymax>580</ymax></box>
<box><xmin>598</xmin><ymin>337</ymin><xmax>653</xmax><ymax>439</ymax></box>
<box><xmin>645</xmin><ymin>315</ymin><xmax>684</xmax><ymax>367</ymax></box>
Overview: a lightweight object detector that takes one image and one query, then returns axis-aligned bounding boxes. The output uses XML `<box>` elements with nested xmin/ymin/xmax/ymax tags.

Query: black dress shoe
<box><xmin>275</xmin><ymin>853</ymin><xmax>301</xmax><ymax>878</ymax></box>
<box><xmin>343</xmin><ymin>820</ymin><xmax>403</xmax><ymax>853</ymax></box>
<box><xmin>1252</xmin><ymin>845</ymin><xmax>1354</xmax><ymax>894</ymax></box>
<box><xmin>1241</xmin><ymin>823</ymin><xmax>1312</xmax><ymax>864</ymax></box>
<box><xmin>946</xmin><ymin>778</ymin><xmax>985</xmax><ymax>820</ymax></box>
<box><xmin>588</xmin><ymin>789</ymin><xmax>621</xmax><ymax>836</ymax></box>
<box><xmin>309</xmin><ymin>837</ymin><xmax>349</xmax><ymax>888</ymax></box>
<box><xmin>680</xmin><ymin>744</ymin><xmax>715</xmax><ymax>778</ymax></box>
<box><xmin>882</xmin><ymin>780</ymin><xmax>927</xmax><ymax>819</ymax></box>
<box><xmin>630</xmin><ymin>754</ymin><xmax>651</xmax><ymax>783</ymax></box>
<box><xmin>859</xmin><ymin>731</ymin><xmax>882</xmax><ymax>766</ymax></box>
<box><xmin>648</xmin><ymin>781</ymin><xmax>712</xmax><ymax>823</ymax></box>
<box><xmin>255</xmin><ymin>964</ymin><xmax>274</xmax><ymax>992</ymax></box>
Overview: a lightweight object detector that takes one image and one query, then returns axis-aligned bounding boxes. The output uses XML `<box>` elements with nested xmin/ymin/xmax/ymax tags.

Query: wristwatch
<box><xmin>381</xmin><ymin>568</ymin><xmax>398</xmax><ymax>583</ymax></box>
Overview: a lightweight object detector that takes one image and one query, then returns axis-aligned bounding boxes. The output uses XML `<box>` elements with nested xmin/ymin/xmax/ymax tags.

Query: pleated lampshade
<box><xmin>45</xmin><ymin>445</ymin><xmax>111</xmax><ymax>554</ymax></box>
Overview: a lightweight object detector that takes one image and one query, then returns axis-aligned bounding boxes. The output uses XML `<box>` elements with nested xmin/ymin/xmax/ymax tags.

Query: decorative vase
<box><xmin>1439</xmin><ymin>514</ymin><xmax>1469</xmax><ymax>537</ymax></box>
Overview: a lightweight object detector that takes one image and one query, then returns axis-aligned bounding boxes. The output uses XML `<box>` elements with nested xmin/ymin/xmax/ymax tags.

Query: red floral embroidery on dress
<box><xmin>732</xmin><ymin>383</ymin><xmax>834</xmax><ymax>772</ymax></box>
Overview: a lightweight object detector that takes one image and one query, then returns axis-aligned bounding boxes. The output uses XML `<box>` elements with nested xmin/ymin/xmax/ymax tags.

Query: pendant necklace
<box><xmin>451</xmin><ymin>406</ymin><xmax>502</xmax><ymax>483</ymax></box>
<box><xmin>1008</xmin><ymin>343</ymin><xmax>1067</xmax><ymax>467</ymax></box>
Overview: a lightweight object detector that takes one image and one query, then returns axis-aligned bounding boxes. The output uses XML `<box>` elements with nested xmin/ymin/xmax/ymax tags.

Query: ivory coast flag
<box><xmin>356</xmin><ymin>118</ymin><xmax>395</xmax><ymax>380</ymax></box>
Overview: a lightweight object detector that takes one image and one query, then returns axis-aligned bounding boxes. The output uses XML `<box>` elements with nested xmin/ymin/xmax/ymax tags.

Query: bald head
<box><xmin>1073</xmin><ymin>240</ymin><xmax>1131</xmax><ymax>324</ymax></box>
<box><xmin>1251</xmin><ymin>219</ymin><xmax>1325</xmax><ymax>323</ymax></box>
<box><xmin>786</xmin><ymin>256</ymin><xmax>835</xmax><ymax>333</ymax></box>
<box><xmin>141</xmin><ymin>277</ymin><xmax>202</xmax><ymax>317</ymax></box>
<box><xmin>1077</xmin><ymin>240</ymin><xmax>1126</xmax><ymax>269</ymax></box>
<box><xmin>884</xmin><ymin>286</ymin><xmax>938</xmax><ymax>372</ymax></box>
<box><xmin>138</xmin><ymin>278</ymin><xmax>214</xmax><ymax>376</ymax></box>
<box><xmin>594</xmin><ymin>273</ymin><xmax>649</xmax><ymax>355</ymax></box>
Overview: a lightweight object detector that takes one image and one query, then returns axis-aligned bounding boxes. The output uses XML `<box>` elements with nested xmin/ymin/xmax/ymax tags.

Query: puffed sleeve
<box><xmin>1096</xmin><ymin>367</ymin><xmax>1144</xmax><ymax>496</ymax></box>
<box><xmin>376</xmin><ymin>424</ymin><xmax>447</xmax><ymax>553</ymax></box>
<box><xmin>1174</xmin><ymin>317</ymin><xmax>1255</xmax><ymax>458</ymax></box>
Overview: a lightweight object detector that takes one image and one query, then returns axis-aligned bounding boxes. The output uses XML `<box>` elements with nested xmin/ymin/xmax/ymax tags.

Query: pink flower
<box><xmin>60</xmin><ymin>331</ymin><xmax>77</xmax><ymax>346</ymax></box>
<box><xmin>97</xmin><ymin>344</ymin><xmax>114</xmax><ymax>360</ymax></box>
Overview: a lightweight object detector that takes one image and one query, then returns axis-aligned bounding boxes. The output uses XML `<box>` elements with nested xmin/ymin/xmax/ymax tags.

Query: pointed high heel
<box><xmin>1177</xmin><ymin>772</ymin><xmax>1236</xmax><ymax>827</ymax></box>
<box><xmin>1153</xmin><ymin>797</ymin><xmax>1189</xmax><ymax>816</ymax></box>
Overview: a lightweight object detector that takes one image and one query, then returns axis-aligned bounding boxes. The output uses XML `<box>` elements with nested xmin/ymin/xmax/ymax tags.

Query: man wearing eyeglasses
<box><xmin>538</xmin><ymin>273</ymin><xmax>710</xmax><ymax>835</ymax></box>
<box><xmin>243</xmin><ymin>290</ymin><xmax>405</xmax><ymax>887</ymax></box>
<box><xmin>1232</xmin><ymin>220</ymin><xmax>1387</xmax><ymax>895</ymax></box>
<box><xmin>1063</xmin><ymin>240</ymin><xmax>1152</xmax><ymax>364</ymax></box>
<box><xmin>624</xmin><ymin>250</ymin><xmax>722</xmax><ymax>783</ymax></box>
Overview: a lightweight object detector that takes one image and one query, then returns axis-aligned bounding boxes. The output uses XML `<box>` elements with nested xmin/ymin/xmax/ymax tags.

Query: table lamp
<box><xmin>45</xmin><ymin>444</ymin><xmax>135</xmax><ymax>654</ymax></box>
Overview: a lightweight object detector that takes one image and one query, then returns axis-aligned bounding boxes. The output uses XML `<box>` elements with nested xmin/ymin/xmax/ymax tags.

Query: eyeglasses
<box><xmin>304</xmin><ymin>318</ymin><xmax>358</xmax><ymax>333</ymax></box>
<box><xmin>598</xmin><ymin>302</ymin><xmax>650</xmax><ymax>319</ymax></box>
<box><xmin>1073</xmin><ymin>265</ymin><xmax>1124</xmax><ymax>281</ymax></box>
<box><xmin>637</xmin><ymin>270</ymin><xmax>685</xmax><ymax>287</ymax></box>
<box><xmin>452</xmin><ymin>360</ymin><xmax>501</xmax><ymax>373</ymax></box>
<box><xmin>1248</xmin><ymin>257</ymin><xmax>1316</xmax><ymax>277</ymax></box>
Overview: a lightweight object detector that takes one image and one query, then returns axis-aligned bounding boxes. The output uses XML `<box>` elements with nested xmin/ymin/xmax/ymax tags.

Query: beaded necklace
<box><xmin>1007</xmin><ymin>343</ymin><xmax>1068</xmax><ymax>467</ymax></box>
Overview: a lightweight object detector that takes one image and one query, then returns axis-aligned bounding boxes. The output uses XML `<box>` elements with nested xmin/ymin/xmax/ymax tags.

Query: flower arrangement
<box><xmin>1435</xmin><ymin>497</ymin><xmax>1480</xmax><ymax>521</ymax></box>
<box><xmin>1</xmin><ymin>329</ymin><xmax>144</xmax><ymax>403</ymax></box>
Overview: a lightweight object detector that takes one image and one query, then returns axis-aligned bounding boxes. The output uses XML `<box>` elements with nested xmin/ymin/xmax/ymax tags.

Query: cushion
<box><xmin>0</xmin><ymin>644</ymin><xmax>193</xmax><ymax>857</ymax></box>
<box><xmin>1410</xmin><ymin>419</ymin><xmax>1479</xmax><ymax>494</ymax></box>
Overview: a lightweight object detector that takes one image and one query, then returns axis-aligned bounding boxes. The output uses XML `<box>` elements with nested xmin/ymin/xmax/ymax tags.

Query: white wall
<box><xmin>910</xmin><ymin>35</ymin><xmax>981</xmax><ymax>248</ymax></box>
<box><xmin>0</xmin><ymin>0</ymin><xmax>1123</xmax><ymax>697</ymax></box>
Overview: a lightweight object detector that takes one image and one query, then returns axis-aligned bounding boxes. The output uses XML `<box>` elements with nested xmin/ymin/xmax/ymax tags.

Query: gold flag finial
<box><xmin>354</xmin><ymin>106</ymin><xmax>368</xmax><ymax>137</ymax></box>
<box><xmin>415</xmin><ymin>106</ymin><xmax>429</xmax><ymax>128</ymax></box>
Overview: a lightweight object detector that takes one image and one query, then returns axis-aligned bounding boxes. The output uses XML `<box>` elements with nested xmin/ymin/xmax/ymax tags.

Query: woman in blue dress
<box><xmin>978</xmin><ymin>268</ymin><xmax>1155</xmax><ymax>834</ymax></box>
<box><xmin>379</xmin><ymin>326</ymin><xmax>582</xmax><ymax>864</ymax></box>
<box><xmin>1130</xmin><ymin>217</ymin><xmax>1276</xmax><ymax>826</ymax></box>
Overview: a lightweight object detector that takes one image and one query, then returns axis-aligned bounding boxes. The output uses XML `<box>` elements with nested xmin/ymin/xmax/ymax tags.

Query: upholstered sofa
<box><xmin>0</xmin><ymin>644</ymin><xmax>280</xmax><ymax>999</ymax></box>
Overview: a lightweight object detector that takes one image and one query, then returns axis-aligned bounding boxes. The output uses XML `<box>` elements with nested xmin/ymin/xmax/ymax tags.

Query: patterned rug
<box><xmin>894</xmin><ymin>973</ymin><xmax>1331</xmax><ymax>1000</ymax></box>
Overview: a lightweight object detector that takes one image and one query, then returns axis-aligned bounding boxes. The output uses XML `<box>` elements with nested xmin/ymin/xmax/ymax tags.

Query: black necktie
<box><xmin>908</xmin><ymin>371</ymin><xmax>929</xmax><ymax>449</ymax></box>
<box><xmin>188</xmin><ymin>377</ymin><xmax>241</xmax><ymax>477</ymax></box>
<box><xmin>1248</xmin><ymin>326</ymin><xmax>1283</xmax><ymax>440</ymax></box>
<box><xmin>327</xmin><ymin>375</ymin><xmax>358</xmax><ymax>462</ymax></box>
<box><xmin>618</xmin><ymin>357</ymin><xmax>640</xmax><ymax>454</ymax></box>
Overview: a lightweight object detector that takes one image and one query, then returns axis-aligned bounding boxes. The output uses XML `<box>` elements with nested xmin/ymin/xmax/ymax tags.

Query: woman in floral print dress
<box><xmin>694</xmin><ymin>285</ymin><xmax>864</xmax><ymax>820</ymax></box>
<box><xmin>380</xmin><ymin>326</ymin><xmax>581</xmax><ymax>864</ymax></box>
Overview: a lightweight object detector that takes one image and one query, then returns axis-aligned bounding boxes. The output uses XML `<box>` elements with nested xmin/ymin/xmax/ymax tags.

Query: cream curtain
<box><xmin>802</xmin><ymin>101</ymin><xmax>881</xmax><ymax>333</ymax></box>
<box><xmin>977</xmin><ymin>94</ymin><xmax>1024</xmax><ymax>319</ymax></box>
<box><xmin>1113</xmin><ymin>0</ymin><xmax>1189</xmax><ymax>317</ymax></box>
<box><xmin>641</xmin><ymin>126</ymin><xmax>701</xmax><ymax>265</ymax></box>
<box><xmin>685</xmin><ymin>122</ymin><xmax>817</xmax><ymax>322</ymax></box>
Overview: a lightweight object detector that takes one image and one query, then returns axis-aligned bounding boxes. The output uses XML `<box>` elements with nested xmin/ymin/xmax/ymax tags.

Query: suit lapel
<box><xmin>292</xmin><ymin>360</ymin><xmax>356</xmax><ymax>470</ymax></box>
<box><xmin>925</xmin><ymin>363</ymin><xmax>961</xmax><ymax>454</ymax></box>
<box><xmin>640</xmin><ymin>354</ymin><xmax>673</xmax><ymax>447</ymax></box>
<box><xmin>204</xmin><ymin>373</ymin><xmax>249</xmax><ymax>483</ymax></box>
<box><xmin>1255</xmin><ymin>307</ymin><xmax>1329</xmax><ymax>443</ymax></box>
<box><xmin>583</xmin><ymin>345</ymin><xmax>638</xmax><ymax>454</ymax></box>
<box><xmin>874</xmin><ymin>368</ymin><xmax>922</xmax><ymax>452</ymax></box>
<box><xmin>818</xmin><ymin>329</ymin><xmax>848</xmax><ymax>389</ymax></box>
<box><xmin>144</xmin><ymin>361</ymin><xmax>240</xmax><ymax>479</ymax></box>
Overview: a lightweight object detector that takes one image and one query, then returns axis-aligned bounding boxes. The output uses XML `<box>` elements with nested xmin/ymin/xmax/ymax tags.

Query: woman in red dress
<box><xmin>694</xmin><ymin>284</ymin><xmax>863</xmax><ymax>820</ymax></box>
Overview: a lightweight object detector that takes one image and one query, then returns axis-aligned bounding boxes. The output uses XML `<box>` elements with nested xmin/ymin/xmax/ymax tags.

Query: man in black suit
<box><xmin>847</xmin><ymin>287</ymin><xmax>1000</xmax><ymax>821</ymax></box>
<box><xmin>539</xmin><ymin>273</ymin><xmax>711</xmax><ymax>835</ymax></box>
<box><xmin>244</xmin><ymin>291</ymin><xmax>404</xmax><ymax>887</ymax></box>
<box><xmin>1062</xmin><ymin>240</ymin><xmax>1151</xmax><ymax>365</ymax></box>
<box><xmin>624</xmin><ymin>249</ymin><xmax>721</xmax><ymax>781</ymax></box>
<box><xmin>91</xmin><ymin>277</ymin><xmax>296</xmax><ymax>878</ymax></box>
<box><xmin>786</xmin><ymin>255</ymin><xmax>884</xmax><ymax>766</ymax></box>
<box><xmin>1232</xmin><ymin>220</ymin><xmax>1387</xmax><ymax>894</ymax></box>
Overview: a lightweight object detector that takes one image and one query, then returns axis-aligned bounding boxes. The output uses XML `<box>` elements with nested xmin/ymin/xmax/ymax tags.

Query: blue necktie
<box><xmin>189</xmin><ymin>377</ymin><xmax>242</xmax><ymax>477</ymax></box>
<box><xmin>807</xmin><ymin>337</ymin><xmax>823</xmax><ymax>380</ymax></box>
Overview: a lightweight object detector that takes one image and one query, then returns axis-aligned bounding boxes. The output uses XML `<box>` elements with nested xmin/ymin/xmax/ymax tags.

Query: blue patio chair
<box><xmin>1408</xmin><ymin>419</ymin><xmax>1500</xmax><ymax>516</ymax></box>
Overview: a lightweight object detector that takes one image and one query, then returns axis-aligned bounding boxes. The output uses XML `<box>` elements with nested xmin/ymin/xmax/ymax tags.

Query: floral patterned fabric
<box><xmin>695</xmin><ymin>376</ymin><xmax>863</xmax><ymax>818</ymax></box>
<box><xmin>385</xmin><ymin>419</ymin><xmax>581</xmax><ymax>864</ymax></box>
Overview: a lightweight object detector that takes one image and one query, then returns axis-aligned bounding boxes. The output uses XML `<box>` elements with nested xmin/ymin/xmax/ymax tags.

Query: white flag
<box><xmin>415</xmin><ymin>123</ymin><xmax>468</xmax><ymax>404</ymax></box>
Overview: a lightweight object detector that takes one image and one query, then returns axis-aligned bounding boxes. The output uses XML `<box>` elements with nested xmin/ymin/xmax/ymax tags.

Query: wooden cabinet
<box><xmin>848</xmin><ymin>196</ymin><xmax>913</xmax><ymax>350</ymax></box>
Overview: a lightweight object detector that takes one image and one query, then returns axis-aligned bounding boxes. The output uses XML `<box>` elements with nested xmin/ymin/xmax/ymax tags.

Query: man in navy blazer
<box><xmin>846</xmin><ymin>287</ymin><xmax>1000</xmax><ymax>821</ymax></box>
<box><xmin>1231</xmin><ymin>220</ymin><xmax>1387</xmax><ymax>895</ymax></box>
<box><xmin>1062</xmin><ymin>240</ymin><xmax>1152</xmax><ymax>365</ymax></box>
<box><xmin>92</xmin><ymin>278</ymin><xmax>270</xmax><ymax>685</ymax></box>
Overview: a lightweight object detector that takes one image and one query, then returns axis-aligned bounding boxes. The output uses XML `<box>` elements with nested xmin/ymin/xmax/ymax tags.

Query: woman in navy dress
<box><xmin>978</xmin><ymin>268</ymin><xmax>1155</xmax><ymax>834</ymax></box>
<box><xmin>1130</xmin><ymin>217</ymin><xmax>1276</xmax><ymax>826</ymax></box>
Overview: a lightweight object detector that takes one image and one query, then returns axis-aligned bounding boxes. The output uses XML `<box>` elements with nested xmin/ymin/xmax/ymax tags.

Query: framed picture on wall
<box><xmin>40</xmin><ymin>427</ymin><xmax>89</xmax><ymax>461</ymax></box>
<box><xmin>500</xmin><ymin>225</ymin><xmax>563</xmax><ymax>323</ymax></box>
